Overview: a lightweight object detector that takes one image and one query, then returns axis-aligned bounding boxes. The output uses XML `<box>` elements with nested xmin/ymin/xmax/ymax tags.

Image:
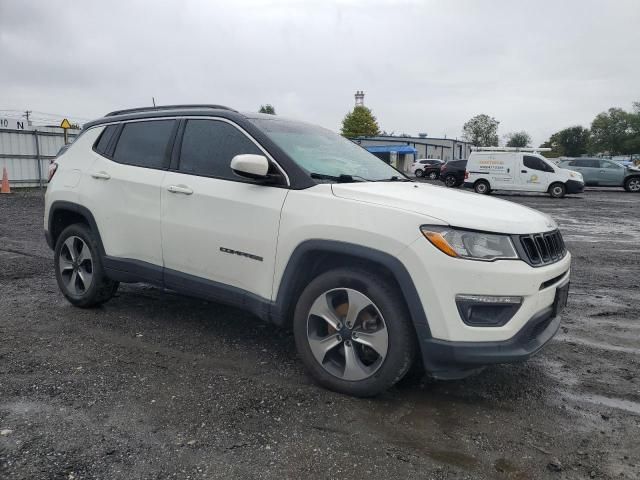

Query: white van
<box><xmin>464</xmin><ymin>148</ymin><xmax>584</xmax><ymax>198</ymax></box>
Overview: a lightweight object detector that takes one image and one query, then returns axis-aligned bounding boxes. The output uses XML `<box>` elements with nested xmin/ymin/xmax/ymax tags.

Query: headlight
<box><xmin>420</xmin><ymin>226</ymin><xmax>519</xmax><ymax>261</ymax></box>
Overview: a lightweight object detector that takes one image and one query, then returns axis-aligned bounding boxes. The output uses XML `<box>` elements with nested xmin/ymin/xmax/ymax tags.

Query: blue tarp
<box><xmin>365</xmin><ymin>145</ymin><xmax>417</xmax><ymax>154</ymax></box>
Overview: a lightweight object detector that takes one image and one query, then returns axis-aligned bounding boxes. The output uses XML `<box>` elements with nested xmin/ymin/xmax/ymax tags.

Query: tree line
<box><xmin>260</xmin><ymin>101</ymin><xmax>640</xmax><ymax>158</ymax></box>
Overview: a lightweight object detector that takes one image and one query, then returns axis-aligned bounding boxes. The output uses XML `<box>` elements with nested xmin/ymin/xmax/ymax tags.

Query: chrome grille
<box><xmin>519</xmin><ymin>230</ymin><xmax>566</xmax><ymax>266</ymax></box>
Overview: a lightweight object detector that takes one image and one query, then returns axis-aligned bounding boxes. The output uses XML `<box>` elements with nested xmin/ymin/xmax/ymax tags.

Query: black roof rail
<box><xmin>105</xmin><ymin>104</ymin><xmax>237</xmax><ymax>117</ymax></box>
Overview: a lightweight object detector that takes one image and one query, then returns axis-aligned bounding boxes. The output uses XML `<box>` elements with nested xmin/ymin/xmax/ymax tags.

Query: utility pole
<box><xmin>23</xmin><ymin>110</ymin><xmax>32</xmax><ymax>126</ymax></box>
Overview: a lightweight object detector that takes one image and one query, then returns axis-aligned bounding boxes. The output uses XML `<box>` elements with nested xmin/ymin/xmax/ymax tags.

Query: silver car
<box><xmin>558</xmin><ymin>158</ymin><xmax>640</xmax><ymax>192</ymax></box>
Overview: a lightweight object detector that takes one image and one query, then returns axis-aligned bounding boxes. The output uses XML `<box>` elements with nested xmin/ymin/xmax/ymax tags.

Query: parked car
<box><xmin>45</xmin><ymin>105</ymin><xmax>571</xmax><ymax>397</ymax></box>
<box><xmin>410</xmin><ymin>158</ymin><xmax>443</xmax><ymax>179</ymax></box>
<box><xmin>439</xmin><ymin>160</ymin><xmax>467</xmax><ymax>187</ymax></box>
<box><xmin>557</xmin><ymin>158</ymin><xmax>640</xmax><ymax>192</ymax></box>
<box><xmin>464</xmin><ymin>149</ymin><xmax>584</xmax><ymax>198</ymax></box>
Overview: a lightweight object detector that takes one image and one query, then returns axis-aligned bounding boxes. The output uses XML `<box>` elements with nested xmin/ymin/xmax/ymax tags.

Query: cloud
<box><xmin>1</xmin><ymin>0</ymin><xmax>638</xmax><ymax>145</ymax></box>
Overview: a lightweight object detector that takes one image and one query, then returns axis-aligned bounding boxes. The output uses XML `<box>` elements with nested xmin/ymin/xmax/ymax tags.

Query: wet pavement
<box><xmin>0</xmin><ymin>187</ymin><xmax>638</xmax><ymax>479</ymax></box>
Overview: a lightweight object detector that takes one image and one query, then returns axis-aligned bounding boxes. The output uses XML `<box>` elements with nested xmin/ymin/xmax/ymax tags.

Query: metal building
<box><xmin>0</xmin><ymin>119</ymin><xmax>80</xmax><ymax>188</ymax></box>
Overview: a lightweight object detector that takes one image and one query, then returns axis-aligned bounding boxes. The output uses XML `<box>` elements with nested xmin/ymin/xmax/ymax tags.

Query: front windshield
<box><xmin>251</xmin><ymin>118</ymin><xmax>409</xmax><ymax>182</ymax></box>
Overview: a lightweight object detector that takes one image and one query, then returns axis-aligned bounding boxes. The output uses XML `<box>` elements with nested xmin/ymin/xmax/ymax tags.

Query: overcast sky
<box><xmin>1</xmin><ymin>0</ymin><xmax>638</xmax><ymax>145</ymax></box>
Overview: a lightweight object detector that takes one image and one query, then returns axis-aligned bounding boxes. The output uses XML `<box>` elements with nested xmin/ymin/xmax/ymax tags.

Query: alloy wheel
<box><xmin>306</xmin><ymin>288</ymin><xmax>388</xmax><ymax>381</ymax></box>
<box><xmin>629</xmin><ymin>178</ymin><xmax>640</xmax><ymax>192</ymax></box>
<box><xmin>445</xmin><ymin>175</ymin><xmax>457</xmax><ymax>187</ymax></box>
<box><xmin>428</xmin><ymin>172</ymin><xmax>438</xmax><ymax>180</ymax></box>
<box><xmin>59</xmin><ymin>236</ymin><xmax>94</xmax><ymax>295</ymax></box>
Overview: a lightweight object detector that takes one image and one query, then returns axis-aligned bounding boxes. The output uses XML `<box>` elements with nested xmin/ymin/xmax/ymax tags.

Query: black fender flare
<box><xmin>46</xmin><ymin>201</ymin><xmax>106</xmax><ymax>255</ymax></box>
<box><xmin>271</xmin><ymin>239</ymin><xmax>433</xmax><ymax>343</ymax></box>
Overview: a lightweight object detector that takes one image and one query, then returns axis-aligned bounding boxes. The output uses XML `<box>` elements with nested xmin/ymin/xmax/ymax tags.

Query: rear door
<box><xmin>598</xmin><ymin>159</ymin><xmax>626</xmax><ymax>186</ymax></box>
<box><xmin>574</xmin><ymin>159</ymin><xmax>599</xmax><ymax>185</ymax></box>
<box><xmin>84</xmin><ymin>119</ymin><xmax>176</xmax><ymax>270</ymax></box>
<box><xmin>160</xmin><ymin>118</ymin><xmax>289</xmax><ymax>300</ymax></box>
<box><xmin>473</xmin><ymin>154</ymin><xmax>515</xmax><ymax>190</ymax></box>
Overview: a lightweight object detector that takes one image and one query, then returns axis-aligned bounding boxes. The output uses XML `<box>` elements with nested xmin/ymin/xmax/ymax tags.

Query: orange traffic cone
<box><xmin>1</xmin><ymin>167</ymin><xmax>11</xmax><ymax>194</ymax></box>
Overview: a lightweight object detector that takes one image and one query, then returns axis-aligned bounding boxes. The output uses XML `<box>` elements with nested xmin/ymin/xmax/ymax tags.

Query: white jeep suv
<box><xmin>44</xmin><ymin>105</ymin><xmax>571</xmax><ymax>397</ymax></box>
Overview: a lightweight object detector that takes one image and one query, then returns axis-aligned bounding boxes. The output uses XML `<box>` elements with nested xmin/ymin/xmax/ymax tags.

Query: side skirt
<box><xmin>103</xmin><ymin>256</ymin><xmax>273</xmax><ymax>322</ymax></box>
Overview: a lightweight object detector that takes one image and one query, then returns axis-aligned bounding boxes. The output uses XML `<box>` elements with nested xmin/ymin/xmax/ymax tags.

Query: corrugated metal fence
<box><xmin>0</xmin><ymin>127</ymin><xmax>80</xmax><ymax>188</ymax></box>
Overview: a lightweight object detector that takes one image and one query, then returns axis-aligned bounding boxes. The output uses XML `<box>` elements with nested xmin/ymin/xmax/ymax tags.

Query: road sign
<box><xmin>60</xmin><ymin>118</ymin><xmax>72</xmax><ymax>129</ymax></box>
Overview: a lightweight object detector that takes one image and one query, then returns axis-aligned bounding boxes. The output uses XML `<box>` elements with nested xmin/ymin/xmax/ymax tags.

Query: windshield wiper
<box><xmin>310</xmin><ymin>173</ymin><xmax>365</xmax><ymax>183</ymax></box>
<box><xmin>372</xmin><ymin>175</ymin><xmax>412</xmax><ymax>182</ymax></box>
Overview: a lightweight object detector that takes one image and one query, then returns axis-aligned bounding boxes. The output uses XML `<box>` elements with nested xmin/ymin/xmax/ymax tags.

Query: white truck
<box><xmin>464</xmin><ymin>147</ymin><xmax>584</xmax><ymax>198</ymax></box>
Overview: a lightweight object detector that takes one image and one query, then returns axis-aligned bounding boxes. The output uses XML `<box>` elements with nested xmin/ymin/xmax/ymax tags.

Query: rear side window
<box><xmin>574</xmin><ymin>159</ymin><xmax>599</xmax><ymax>168</ymax></box>
<box><xmin>113</xmin><ymin>120</ymin><xmax>175</xmax><ymax>169</ymax></box>
<box><xmin>94</xmin><ymin>125</ymin><xmax>118</xmax><ymax>156</ymax></box>
<box><xmin>178</xmin><ymin>119</ymin><xmax>262</xmax><ymax>179</ymax></box>
<box><xmin>524</xmin><ymin>155</ymin><xmax>553</xmax><ymax>172</ymax></box>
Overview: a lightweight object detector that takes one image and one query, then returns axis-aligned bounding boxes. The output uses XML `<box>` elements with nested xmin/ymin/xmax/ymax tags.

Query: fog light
<box><xmin>455</xmin><ymin>294</ymin><xmax>523</xmax><ymax>327</ymax></box>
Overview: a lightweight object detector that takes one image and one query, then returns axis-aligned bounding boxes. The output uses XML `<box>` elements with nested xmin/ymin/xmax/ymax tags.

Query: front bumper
<box><xmin>397</xmin><ymin>235</ymin><xmax>571</xmax><ymax>376</ymax></box>
<box><xmin>420</xmin><ymin>304</ymin><xmax>561</xmax><ymax>378</ymax></box>
<box><xmin>566</xmin><ymin>179</ymin><xmax>584</xmax><ymax>194</ymax></box>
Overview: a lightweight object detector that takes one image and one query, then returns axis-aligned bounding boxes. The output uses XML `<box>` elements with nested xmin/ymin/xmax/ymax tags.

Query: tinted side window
<box><xmin>524</xmin><ymin>155</ymin><xmax>552</xmax><ymax>172</ymax></box>
<box><xmin>179</xmin><ymin>120</ymin><xmax>262</xmax><ymax>179</ymax></box>
<box><xmin>579</xmin><ymin>159</ymin><xmax>599</xmax><ymax>168</ymax></box>
<box><xmin>94</xmin><ymin>125</ymin><xmax>118</xmax><ymax>156</ymax></box>
<box><xmin>113</xmin><ymin>120</ymin><xmax>175</xmax><ymax>169</ymax></box>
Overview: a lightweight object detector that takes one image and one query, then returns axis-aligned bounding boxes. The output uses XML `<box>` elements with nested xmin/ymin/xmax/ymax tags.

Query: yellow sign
<box><xmin>60</xmin><ymin>118</ymin><xmax>72</xmax><ymax>129</ymax></box>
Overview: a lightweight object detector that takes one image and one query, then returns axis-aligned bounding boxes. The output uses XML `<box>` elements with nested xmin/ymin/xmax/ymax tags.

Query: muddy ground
<box><xmin>0</xmin><ymin>187</ymin><xmax>638</xmax><ymax>479</ymax></box>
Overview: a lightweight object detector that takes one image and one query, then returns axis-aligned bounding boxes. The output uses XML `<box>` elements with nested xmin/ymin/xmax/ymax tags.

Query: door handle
<box><xmin>599</xmin><ymin>170</ymin><xmax>605</xmax><ymax>173</ymax></box>
<box><xmin>521</xmin><ymin>170</ymin><xmax>527</xmax><ymax>173</ymax></box>
<box><xmin>91</xmin><ymin>171</ymin><xmax>111</xmax><ymax>180</ymax></box>
<box><xmin>167</xmin><ymin>185</ymin><xmax>193</xmax><ymax>195</ymax></box>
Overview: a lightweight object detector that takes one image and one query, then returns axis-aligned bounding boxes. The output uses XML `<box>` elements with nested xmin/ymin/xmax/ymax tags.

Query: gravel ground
<box><xmin>0</xmin><ymin>186</ymin><xmax>638</xmax><ymax>479</ymax></box>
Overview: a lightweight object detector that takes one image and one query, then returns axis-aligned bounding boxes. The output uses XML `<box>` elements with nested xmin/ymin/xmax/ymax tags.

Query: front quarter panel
<box><xmin>272</xmin><ymin>184</ymin><xmax>445</xmax><ymax>299</ymax></box>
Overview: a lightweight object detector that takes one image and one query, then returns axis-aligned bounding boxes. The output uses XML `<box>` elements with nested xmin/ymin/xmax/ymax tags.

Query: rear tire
<box><xmin>444</xmin><ymin>174</ymin><xmax>458</xmax><ymax>188</ymax></box>
<box><xmin>54</xmin><ymin>224</ymin><xmax>119</xmax><ymax>308</ymax></box>
<box><xmin>474</xmin><ymin>180</ymin><xmax>491</xmax><ymax>195</ymax></box>
<box><xmin>293</xmin><ymin>267</ymin><xmax>416</xmax><ymax>397</ymax></box>
<box><xmin>415</xmin><ymin>169</ymin><xmax>424</xmax><ymax>178</ymax></box>
<box><xmin>428</xmin><ymin>171</ymin><xmax>438</xmax><ymax>180</ymax></box>
<box><xmin>549</xmin><ymin>182</ymin><xmax>566</xmax><ymax>198</ymax></box>
<box><xmin>624</xmin><ymin>176</ymin><xmax>640</xmax><ymax>192</ymax></box>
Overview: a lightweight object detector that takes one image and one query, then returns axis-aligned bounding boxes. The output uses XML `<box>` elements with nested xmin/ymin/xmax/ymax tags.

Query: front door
<box><xmin>598</xmin><ymin>159</ymin><xmax>626</xmax><ymax>186</ymax></box>
<box><xmin>161</xmin><ymin>118</ymin><xmax>289</xmax><ymax>301</ymax></box>
<box><xmin>519</xmin><ymin>155</ymin><xmax>550</xmax><ymax>192</ymax></box>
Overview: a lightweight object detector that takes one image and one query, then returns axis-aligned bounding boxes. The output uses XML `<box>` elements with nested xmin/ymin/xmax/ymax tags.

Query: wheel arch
<box><xmin>47</xmin><ymin>201</ymin><xmax>106</xmax><ymax>256</ymax></box>
<box><xmin>271</xmin><ymin>240</ymin><xmax>432</xmax><ymax>340</ymax></box>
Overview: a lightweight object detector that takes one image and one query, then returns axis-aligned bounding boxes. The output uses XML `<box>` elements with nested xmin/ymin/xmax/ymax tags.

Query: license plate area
<box><xmin>552</xmin><ymin>281</ymin><xmax>570</xmax><ymax>316</ymax></box>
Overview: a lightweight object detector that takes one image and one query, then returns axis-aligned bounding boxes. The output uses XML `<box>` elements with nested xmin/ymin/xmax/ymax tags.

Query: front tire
<box><xmin>549</xmin><ymin>182</ymin><xmax>566</xmax><ymax>198</ymax></box>
<box><xmin>293</xmin><ymin>267</ymin><xmax>416</xmax><ymax>397</ymax></box>
<box><xmin>415</xmin><ymin>169</ymin><xmax>424</xmax><ymax>178</ymax></box>
<box><xmin>54</xmin><ymin>224</ymin><xmax>119</xmax><ymax>308</ymax></box>
<box><xmin>474</xmin><ymin>180</ymin><xmax>491</xmax><ymax>194</ymax></box>
<box><xmin>427</xmin><ymin>171</ymin><xmax>438</xmax><ymax>180</ymax></box>
<box><xmin>624</xmin><ymin>176</ymin><xmax>640</xmax><ymax>192</ymax></box>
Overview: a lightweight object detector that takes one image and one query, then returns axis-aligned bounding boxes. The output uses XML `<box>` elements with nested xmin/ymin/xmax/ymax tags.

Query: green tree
<box><xmin>341</xmin><ymin>106</ymin><xmax>380</xmax><ymax>138</ymax></box>
<box><xmin>589</xmin><ymin>107</ymin><xmax>634</xmax><ymax>155</ymax></box>
<box><xmin>259</xmin><ymin>104</ymin><xmax>276</xmax><ymax>115</ymax></box>
<box><xmin>462</xmin><ymin>114</ymin><xmax>499</xmax><ymax>147</ymax></box>
<box><xmin>540</xmin><ymin>126</ymin><xmax>590</xmax><ymax>157</ymax></box>
<box><xmin>505</xmin><ymin>131</ymin><xmax>531</xmax><ymax>148</ymax></box>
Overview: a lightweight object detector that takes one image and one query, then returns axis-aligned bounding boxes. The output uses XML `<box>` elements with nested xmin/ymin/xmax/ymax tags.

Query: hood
<box><xmin>331</xmin><ymin>182</ymin><xmax>557</xmax><ymax>234</ymax></box>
